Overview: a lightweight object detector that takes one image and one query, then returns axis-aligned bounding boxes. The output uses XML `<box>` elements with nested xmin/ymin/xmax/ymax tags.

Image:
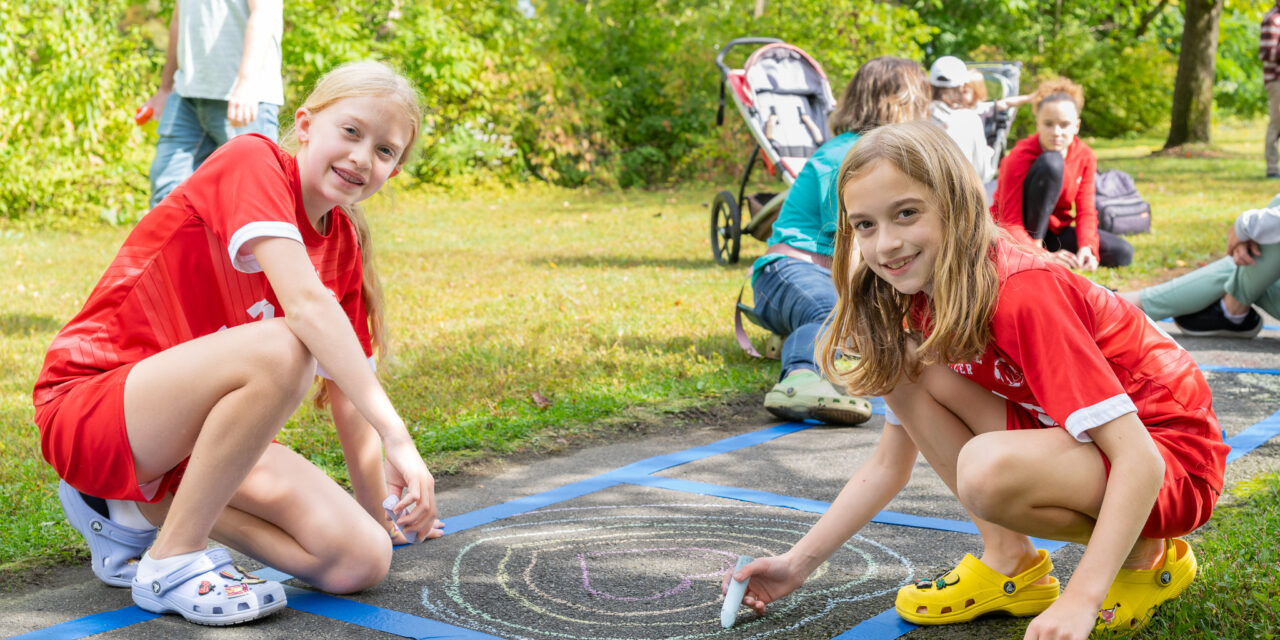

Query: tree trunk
<box><xmin>1164</xmin><ymin>0</ymin><xmax>1224</xmax><ymax>148</ymax></box>
<box><xmin>754</xmin><ymin>0</ymin><xmax>766</xmax><ymax>18</ymax></box>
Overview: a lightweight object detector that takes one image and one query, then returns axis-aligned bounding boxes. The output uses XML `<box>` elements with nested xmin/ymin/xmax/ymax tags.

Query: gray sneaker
<box><xmin>763</xmin><ymin>370</ymin><xmax>872</xmax><ymax>426</ymax></box>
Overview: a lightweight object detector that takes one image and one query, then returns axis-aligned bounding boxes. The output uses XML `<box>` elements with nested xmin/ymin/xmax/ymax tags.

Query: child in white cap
<box><xmin>928</xmin><ymin>56</ymin><xmax>997</xmax><ymax>184</ymax></box>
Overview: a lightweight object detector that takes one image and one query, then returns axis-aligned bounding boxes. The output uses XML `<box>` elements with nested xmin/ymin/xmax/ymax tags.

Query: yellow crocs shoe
<box><xmin>1095</xmin><ymin>538</ymin><xmax>1197</xmax><ymax>634</ymax></box>
<box><xmin>895</xmin><ymin>549</ymin><xmax>1060</xmax><ymax>625</ymax></box>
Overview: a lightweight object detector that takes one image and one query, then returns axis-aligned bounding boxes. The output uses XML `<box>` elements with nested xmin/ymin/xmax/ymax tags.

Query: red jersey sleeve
<box><xmin>991</xmin><ymin>268</ymin><xmax>1136</xmax><ymax>441</ymax></box>
<box><xmin>180</xmin><ymin>134</ymin><xmax>305</xmax><ymax>273</ymax></box>
<box><xmin>990</xmin><ymin>136</ymin><xmax>1038</xmax><ymax>246</ymax></box>
<box><xmin>1072</xmin><ymin>144</ymin><xmax>1100</xmax><ymax>255</ymax></box>
<box><xmin>339</xmin><ymin>241</ymin><xmax>374</xmax><ymax>360</ymax></box>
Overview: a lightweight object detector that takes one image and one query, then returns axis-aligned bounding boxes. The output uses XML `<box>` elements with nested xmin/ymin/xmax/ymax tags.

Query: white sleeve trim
<box><xmin>316</xmin><ymin>356</ymin><xmax>377</xmax><ymax>381</ymax></box>
<box><xmin>228</xmin><ymin>221</ymin><xmax>304</xmax><ymax>273</ymax></box>
<box><xmin>1063</xmin><ymin>393</ymin><xmax>1138</xmax><ymax>443</ymax></box>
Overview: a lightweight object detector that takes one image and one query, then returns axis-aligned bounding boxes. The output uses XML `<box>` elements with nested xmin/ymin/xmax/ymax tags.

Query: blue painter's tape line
<box><xmin>1200</xmin><ymin>364</ymin><xmax>1280</xmax><ymax>375</ymax></box>
<box><xmin>607</xmin><ymin>422</ymin><xmax>812</xmax><ymax>477</ymax></box>
<box><xmin>8</xmin><ymin>606</ymin><xmax>159</xmax><ymax>640</ymax></box>
<box><xmin>1225</xmin><ymin>408</ymin><xmax>1280</xmax><ymax>463</ymax></box>
<box><xmin>444</xmin><ymin>477</ymin><xmax>621</xmax><ymax>534</ymax></box>
<box><xmin>284</xmin><ymin>588</ymin><xmax>506</xmax><ymax>640</ymax></box>
<box><xmin>869</xmin><ymin>396</ymin><xmax>886</xmax><ymax>415</ymax></box>
<box><xmin>629</xmin><ymin>475</ymin><xmax>1069</xmax><ymax>552</ymax></box>
<box><xmin>829</xmin><ymin>608</ymin><xmax>916</xmax><ymax>639</ymax></box>
<box><xmin>628</xmin><ymin>475</ymin><xmax>833</xmax><ymax>514</ymax></box>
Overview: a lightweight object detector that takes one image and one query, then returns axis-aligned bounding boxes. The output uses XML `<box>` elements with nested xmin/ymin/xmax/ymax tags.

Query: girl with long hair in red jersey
<box><xmin>33</xmin><ymin>61</ymin><xmax>441</xmax><ymax>626</ymax></box>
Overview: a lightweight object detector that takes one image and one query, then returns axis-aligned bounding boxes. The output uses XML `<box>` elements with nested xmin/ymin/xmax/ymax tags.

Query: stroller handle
<box><xmin>715</xmin><ymin>37</ymin><xmax>784</xmax><ymax>77</ymax></box>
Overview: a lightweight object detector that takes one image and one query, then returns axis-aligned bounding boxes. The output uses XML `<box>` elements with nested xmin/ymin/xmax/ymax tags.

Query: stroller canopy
<box><xmin>739</xmin><ymin>44</ymin><xmax>836</xmax><ymax>178</ymax></box>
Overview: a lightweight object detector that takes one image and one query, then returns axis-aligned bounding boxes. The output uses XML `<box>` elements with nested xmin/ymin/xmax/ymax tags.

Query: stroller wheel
<box><xmin>710</xmin><ymin>190</ymin><xmax>742</xmax><ymax>265</ymax></box>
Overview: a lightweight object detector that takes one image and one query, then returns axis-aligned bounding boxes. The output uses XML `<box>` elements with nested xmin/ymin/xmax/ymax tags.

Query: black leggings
<box><xmin>1022</xmin><ymin>151</ymin><xmax>1133</xmax><ymax>267</ymax></box>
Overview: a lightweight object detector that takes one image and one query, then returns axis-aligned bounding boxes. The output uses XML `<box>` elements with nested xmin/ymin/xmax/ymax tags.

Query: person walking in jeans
<box><xmin>140</xmin><ymin>0</ymin><xmax>284</xmax><ymax>208</ymax></box>
<box><xmin>1262</xmin><ymin>1</ymin><xmax>1280</xmax><ymax>179</ymax></box>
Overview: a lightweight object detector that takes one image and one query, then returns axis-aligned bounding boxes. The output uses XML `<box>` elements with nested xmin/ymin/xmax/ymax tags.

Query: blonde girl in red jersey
<box><xmin>727</xmin><ymin>121</ymin><xmax>1227</xmax><ymax>639</ymax></box>
<box><xmin>33</xmin><ymin>61</ymin><xmax>440</xmax><ymax>625</ymax></box>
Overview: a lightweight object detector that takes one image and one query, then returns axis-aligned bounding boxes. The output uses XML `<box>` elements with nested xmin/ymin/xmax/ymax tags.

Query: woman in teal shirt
<box><xmin>752</xmin><ymin>56</ymin><xmax>930</xmax><ymax>424</ymax></box>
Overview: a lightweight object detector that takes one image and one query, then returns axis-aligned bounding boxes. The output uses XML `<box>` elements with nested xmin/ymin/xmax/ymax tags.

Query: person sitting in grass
<box><xmin>33</xmin><ymin>61</ymin><xmax>442</xmax><ymax>627</ymax></box>
<box><xmin>1120</xmin><ymin>195</ymin><xmax>1280</xmax><ymax>337</ymax></box>
<box><xmin>727</xmin><ymin>121</ymin><xmax>1226</xmax><ymax>639</ymax></box>
<box><xmin>751</xmin><ymin>55</ymin><xmax>930</xmax><ymax>426</ymax></box>
<box><xmin>991</xmin><ymin>77</ymin><xmax>1134</xmax><ymax>270</ymax></box>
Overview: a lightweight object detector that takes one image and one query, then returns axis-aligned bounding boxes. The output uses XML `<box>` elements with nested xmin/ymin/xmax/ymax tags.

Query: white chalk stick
<box><xmin>720</xmin><ymin>555</ymin><xmax>753</xmax><ymax>629</ymax></box>
<box><xmin>382</xmin><ymin>495</ymin><xmax>418</xmax><ymax>544</ymax></box>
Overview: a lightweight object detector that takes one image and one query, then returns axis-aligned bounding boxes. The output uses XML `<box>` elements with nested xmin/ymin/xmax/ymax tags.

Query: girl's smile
<box><xmin>295</xmin><ymin>95</ymin><xmax>413</xmax><ymax>226</ymax></box>
<box><xmin>842</xmin><ymin>160</ymin><xmax>944</xmax><ymax>296</ymax></box>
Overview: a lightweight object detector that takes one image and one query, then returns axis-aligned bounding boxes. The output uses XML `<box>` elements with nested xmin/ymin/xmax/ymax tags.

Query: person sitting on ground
<box><xmin>728</xmin><ymin>120</ymin><xmax>1225</xmax><ymax>639</ymax></box>
<box><xmin>34</xmin><ymin>62</ymin><xmax>442</xmax><ymax>627</ymax></box>
<box><xmin>991</xmin><ymin>77</ymin><xmax>1134</xmax><ymax>270</ymax></box>
<box><xmin>1120</xmin><ymin>195</ymin><xmax>1280</xmax><ymax>337</ymax></box>
<box><xmin>928</xmin><ymin>56</ymin><xmax>997</xmax><ymax>184</ymax></box>
<box><xmin>751</xmin><ymin>56</ymin><xmax>930</xmax><ymax>426</ymax></box>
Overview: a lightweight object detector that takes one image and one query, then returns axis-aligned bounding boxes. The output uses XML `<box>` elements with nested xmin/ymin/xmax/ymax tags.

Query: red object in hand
<box><xmin>134</xmin><ymin>105</ymin><xmax>154</xmax><ymax>126</ymax></box>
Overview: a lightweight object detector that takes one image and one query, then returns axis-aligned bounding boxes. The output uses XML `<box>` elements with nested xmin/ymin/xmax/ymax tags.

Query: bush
<box><xmin>0</xmin><ymin>0</ymin><xmax>160</xmax><ymax>226</ymax></box>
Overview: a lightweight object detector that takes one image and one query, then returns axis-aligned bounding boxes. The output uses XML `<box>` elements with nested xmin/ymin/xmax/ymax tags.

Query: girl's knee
<box><xmin>957</xmin><ymin>434</ymin><xmax>1022</xmax><ymax>516</ymax></box>
<box><xmin>247</xmin><ymin>319</ymin><xmax>315</xmax><ymax>398</ymax></box>
<box><xmin>314</xmin><ymin>522</ymin><xmax>392</xmax><ymax>594</ymax></box>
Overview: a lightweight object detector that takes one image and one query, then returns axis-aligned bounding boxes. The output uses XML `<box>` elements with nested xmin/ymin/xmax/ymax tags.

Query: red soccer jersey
<box><xmin>991</xmin><ymin>134</ymin><xmax>1100</xmax><ymax>255</ymax></box>
<box><xmin>912</xmin><ymin>240</ymin><xmax>1227</xmax><ymax>490</ymax></box>
<box><xmin>34</xmin><ymin>134</ymin><xmax>371</xmax><ymax>407</ymax></box>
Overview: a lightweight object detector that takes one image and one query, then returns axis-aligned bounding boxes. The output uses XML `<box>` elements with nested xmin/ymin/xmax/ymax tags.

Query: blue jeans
<box><xmin>149</xmin><ymin>93</ymin><xmax>280</xmax><ymax>208</ymax></box>
<box><xmin>752</xmin><ymin>257</ymin><xmax>837</xmax><ymax>380</ymax></box>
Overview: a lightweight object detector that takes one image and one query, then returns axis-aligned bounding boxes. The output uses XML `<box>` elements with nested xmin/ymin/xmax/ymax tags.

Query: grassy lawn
<box><xmin>2</xmin><ymin>118</ymin><xmax>1279</xmax><ymax>592</ymax></box>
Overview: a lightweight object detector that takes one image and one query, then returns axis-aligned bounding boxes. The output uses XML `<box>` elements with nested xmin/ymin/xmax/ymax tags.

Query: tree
<box><xmin>1165</xmin><ymin>0</ymin><xmax>1225</xmax><ymax>148</ymax></box>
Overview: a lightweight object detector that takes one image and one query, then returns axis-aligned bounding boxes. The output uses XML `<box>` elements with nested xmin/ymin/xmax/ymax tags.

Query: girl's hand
<box><xmin>720</xmin><ymin>555</ymin><xmax>807</xmax><ymax>614</ymax></box>
<box><xmin>1044</xmin><ymin>249</ymin><xmax>1080</xmax><ymax>269</ymax></box>
<box><xmin>383</xmin><ymin>438</ymin><xmax>443</xmax><ymax>541</ymax></box>
<box><xmin>1075</xmin><ymin>246</ymin><xmax>1098</xmax><ymax>271</ymax></box>
<box><xmin>1022</xmin><ymin>596</ymin><xmax>1098</xmax><ymax>640</ymax></box>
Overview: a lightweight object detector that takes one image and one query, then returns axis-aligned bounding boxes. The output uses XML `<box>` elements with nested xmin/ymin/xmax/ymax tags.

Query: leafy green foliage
<box><xmin>1215</xmin><ymin>2</ymin><xmax>1269</xmax><ymax>119</ymax></box>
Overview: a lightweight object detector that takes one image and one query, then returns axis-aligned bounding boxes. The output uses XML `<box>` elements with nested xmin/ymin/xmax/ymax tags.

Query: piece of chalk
<box><xmin>720</xmin><ymin>555</ymin><xmax>753</xmax><ymax>629</ymax></box>
<box><xmin>382</xmin><ymin>495</ymin><xmax>418</xmax><ymax>544</ymax></box>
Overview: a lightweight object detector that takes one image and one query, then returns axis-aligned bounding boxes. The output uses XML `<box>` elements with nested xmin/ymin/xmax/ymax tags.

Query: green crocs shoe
<box><xmin>763</xmin><ymin>370</ymin><xmax>872</xmax><ymax>426</ymax></box>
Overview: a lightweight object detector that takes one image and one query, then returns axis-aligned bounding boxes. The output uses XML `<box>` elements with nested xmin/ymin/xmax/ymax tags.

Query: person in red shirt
<box><xmin>33</xmin><ymin>61</ymin><xmax>441</xmax><ymax>626</ymax></box>
<box><xmin>725</xmin><ymin>122</ymin><xmax>1223</xmax><ymax>640</ymax></box>
<box><xmin>991</xmin><ymin>78</ymin><xmax>1133</xmax><ymax>269</ymax></box>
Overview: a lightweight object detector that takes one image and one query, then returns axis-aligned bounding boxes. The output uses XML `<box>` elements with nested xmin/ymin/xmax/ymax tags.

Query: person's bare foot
<box><xmin>1120</xmin><ymin>537</ymin><xmax>1166</xmax><ymax>570</ymax></box>
<box><xmin>1117</xmin><ymin>290</ymin><xmax>1144</xmax><ymax>311</ymax></box>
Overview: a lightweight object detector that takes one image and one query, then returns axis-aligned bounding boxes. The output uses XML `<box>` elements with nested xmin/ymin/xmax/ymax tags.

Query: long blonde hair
<box><xmin>280</xmin><ymin>61</ymin><xmax>422</xmax><ymax>403</ymax></box>
<box><xmin>828</xmin><ymin>57</ymin><xmax>930</xmax><ymax>135</ymax></box>
<box><xmin>817</xmin><ymin>121</ymin><xmax>1000</xmax><ymax>395</ymax></box>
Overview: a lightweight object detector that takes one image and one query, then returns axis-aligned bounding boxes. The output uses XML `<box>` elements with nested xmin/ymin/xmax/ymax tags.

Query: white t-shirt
<box><xmin>929</xmin><ymin>100</ymin><xmax>996</xmax><ymax>183</ymax></box>
<box><xmin>173</xmin><ymin>0</ymin><xmax>284</xmax><ymax>105</ymax></box>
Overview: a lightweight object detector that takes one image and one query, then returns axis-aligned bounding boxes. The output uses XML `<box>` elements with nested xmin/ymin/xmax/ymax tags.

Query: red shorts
<box><xmin>1006</xmin><ymin>402</ymin><xmax>1220</xmax><ymax>539</ymax></box>
<box><xmin>34</xmin><ymin>363</ymin><xmax>188</xmax><ymax>502</ymax></box>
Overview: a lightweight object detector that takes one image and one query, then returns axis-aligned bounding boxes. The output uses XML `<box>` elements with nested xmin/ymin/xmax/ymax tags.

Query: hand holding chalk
<box><xmin>720</xmin><ymin>555</ymin><xmax>753</xmax><ymax>628</ymax></box>
<box><xmin>382</xmin><ymin>495</ymin><xmax>418</xmax><ymax>544</ymax></box>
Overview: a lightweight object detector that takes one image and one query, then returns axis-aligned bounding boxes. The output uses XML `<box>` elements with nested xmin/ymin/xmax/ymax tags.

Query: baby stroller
<box><xmin>968</xmin><ymin>61</ymin><xmax>1024</xmax><ymax>166</ymax></box>
<box><xmin>709</xmin><ymin>37</ymin><xmax>836</xmax><ymax>266</ymax></box>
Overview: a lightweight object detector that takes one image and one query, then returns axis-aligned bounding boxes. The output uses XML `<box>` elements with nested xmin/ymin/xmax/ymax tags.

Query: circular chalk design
<box><xmin>420</xmin><ymin>503</ymin><xmax>915</xmax><ymax>640</ymax></box>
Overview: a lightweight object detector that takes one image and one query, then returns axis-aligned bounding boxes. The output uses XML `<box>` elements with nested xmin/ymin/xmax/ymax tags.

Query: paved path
<box><xmin>4</xmin><ymin>323</ymin><xmax>1280</xmax><ymax>640</ymax></box>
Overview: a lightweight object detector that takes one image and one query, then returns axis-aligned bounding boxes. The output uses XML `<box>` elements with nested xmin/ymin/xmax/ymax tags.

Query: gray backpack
<box><xmin>1094</xmin><ymin>169</ymin><xmax>1151</xmax><ymax>235</ymax></box>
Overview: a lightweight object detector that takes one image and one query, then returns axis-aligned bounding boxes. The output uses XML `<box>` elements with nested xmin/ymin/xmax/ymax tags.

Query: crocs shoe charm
<box><xmin>198</xmin><ymin>580</ymin><xmax>214</xmax><ymax>596</ymax></box>
<box><xmin>1098</xmin><ymin>603</ymin><xmax>1120</xmax><ymax>625</ymax></box>
<box><xmin>224</xmin><ymin>583</ymin><xmax>251</xmax><ymax>598</ymax></box>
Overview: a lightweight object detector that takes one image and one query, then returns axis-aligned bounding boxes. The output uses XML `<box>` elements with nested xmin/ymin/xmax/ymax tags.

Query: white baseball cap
<box><xmin>928</xmin><ymin>56</ymin><xmax>968</xmax><ymax>88</ymax></box>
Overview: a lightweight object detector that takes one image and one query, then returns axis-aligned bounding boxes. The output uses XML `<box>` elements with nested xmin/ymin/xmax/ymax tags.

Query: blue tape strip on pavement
<box><xmin>606</xmin><ymin>422</ymin><xmax>812</xmax><ymax>477</ymax></box>
<box><xmin>869</xmin><ymin>396</ymin><xmax>886</xmax><ymax>415</ymax></box>
<box><xmin>1225</xmin><ymin>408</ymin><xmax>1280</xmax><ymax>463</ymax></box>
<box><xmin>284</xmin><ymin>588</ymin><xmax>505</xmax><ymax>640</ymax></box>
<box><xmin>8</xmin><ymin>606</ymin><xmax>159</xmax><ymax>640</ymax></box>
<box><xmin>442</xmin><ymin>477</ymin><xmax>622</xmax><ymax>534</ymax></box>
<box><xmin>829</xmin><ymin>608</ymin><xmax>917</xmax><ymax>640</ymax></box>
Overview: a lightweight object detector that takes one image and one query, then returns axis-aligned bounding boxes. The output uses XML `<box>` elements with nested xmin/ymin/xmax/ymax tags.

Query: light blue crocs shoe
<box><xmin>58</xmin><ymin>480</ymin><xmax>157</xmax><ymax>587</ymax></box>
<box><xmin>132</xmin><ymin>547</ymin><xmax>287</xmax><ymax>626</ymax></box>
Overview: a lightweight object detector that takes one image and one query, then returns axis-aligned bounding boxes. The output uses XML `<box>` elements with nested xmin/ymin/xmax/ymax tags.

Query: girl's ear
<box><xmin>295</xmin><ymin>108</ymin><xmax>312</xmax><ymax>143</ymax></box>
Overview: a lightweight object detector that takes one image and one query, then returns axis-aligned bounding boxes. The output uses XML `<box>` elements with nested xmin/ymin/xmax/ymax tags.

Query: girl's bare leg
<box><xmin>124</xmin><ymin>319</ymin><xmax>317</xmax><ymax>559</ymax></box>
<box><xmin>139</xmin><ymin>443</ymin><xmax>392</xmax><ymax>593</ymax></box>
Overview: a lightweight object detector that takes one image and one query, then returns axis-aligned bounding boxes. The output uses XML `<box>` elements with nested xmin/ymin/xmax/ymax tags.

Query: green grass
<box><xmin>2</xmin><ymin>118</ymin><xmax>1278</xmax><ymax>586</ymax></box>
